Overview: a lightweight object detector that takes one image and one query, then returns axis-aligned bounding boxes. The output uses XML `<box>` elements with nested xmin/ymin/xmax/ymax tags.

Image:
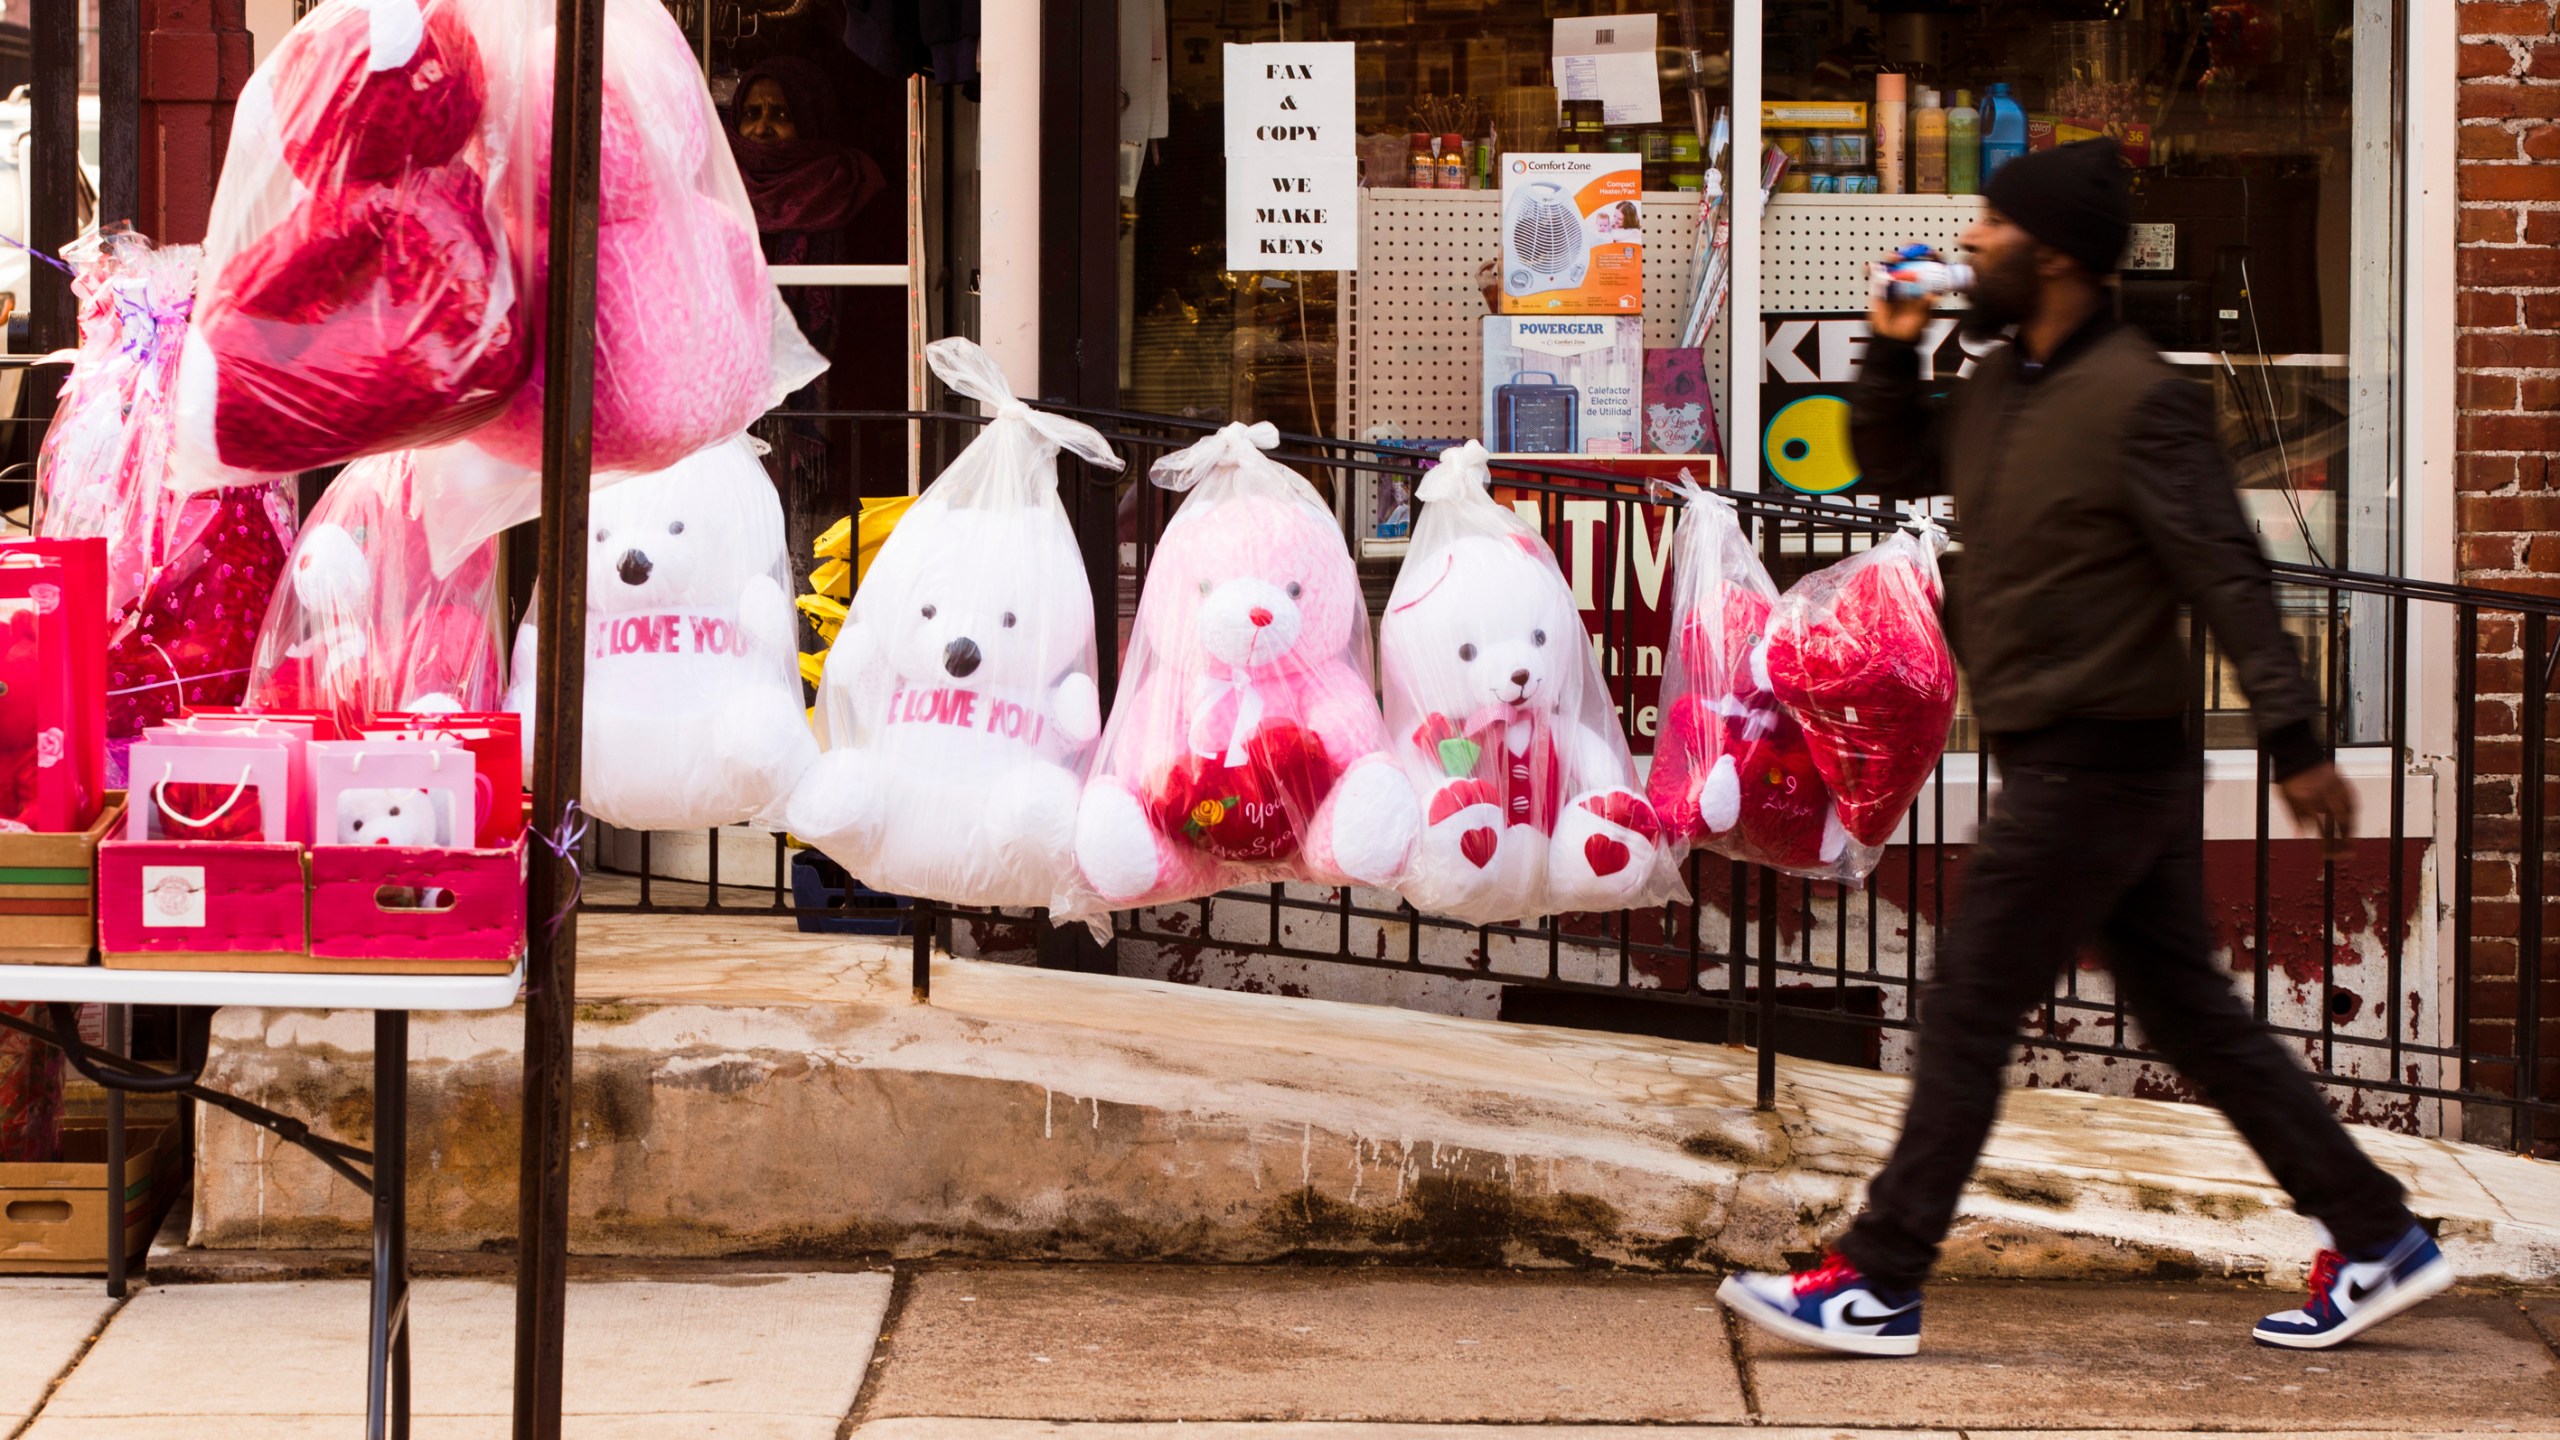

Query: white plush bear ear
<box><xmin>356</xmin><ymin>0</ymin><xmax>428</xmax><ymax>72</ymax></box>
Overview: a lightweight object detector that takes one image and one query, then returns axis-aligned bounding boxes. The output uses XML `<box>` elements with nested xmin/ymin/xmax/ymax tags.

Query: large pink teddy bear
<box><xmin>1068</xmin><ymin>424</ymin><xmax>1418</xmax><ymax>915</ymax></box>
<box><xmin>463</xmin><ymin>0</ymin><xmax>814</xmax><ymax>477</ymax></box>
<box><xmin>178</xmin><ymin>0</ymin><xmax>528</xmax><ymax>480</ymax></box>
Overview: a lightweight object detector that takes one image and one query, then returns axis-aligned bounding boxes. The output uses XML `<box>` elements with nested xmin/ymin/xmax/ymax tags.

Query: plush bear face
<box><xmin>861</xmin><ymin>507</ymin><xmax>1092</xmax><ymax>691</ymax></box>
<box><xmin>586</xmin><ymin>447</ymin><xmax>783</xmax><ymax>614</ymax></box>
<box><xmin>336</xmin><ymin>786</ymin><xmax>440</xmax><ymax>846</ymax></box>
<box><xmin>1388</xmin><ymin>533</ymin><xmax>1585</xmax><ymax>721</ymax></box>
<box><xmin>1139</xmin><ymin>492</ymin><xmax>1357</xmax><ymax>676</ymax></box>
<box><xmin>291</xmin><ymin>521</ymin><xmax>374</xmax><ymax>612</ymax></box>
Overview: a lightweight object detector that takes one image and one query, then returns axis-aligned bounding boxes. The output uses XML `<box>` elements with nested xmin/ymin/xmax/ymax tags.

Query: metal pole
<box><xmin>99</xmin><ymin>0</ymin><xmax>139</xmax><ymax>229</ymax></box>
<box><xmin>105</xmin><ymin>1006</ymin><xmax>125</xmax><ymax>1298</ymax></box>
<box><xmin>514</xmin><ymin>0</ymin><xmax>604</xmax><ymax>1427</ymax></box>
<box><xmin>28</xmin><ymin>0</ymin><xmax>77</xmax><ymax>353</ymax></box>
<box><xmin>1756</xmin><ymin>866</ymin><xmax>1778</xmax><ymax>1110</ymax></box>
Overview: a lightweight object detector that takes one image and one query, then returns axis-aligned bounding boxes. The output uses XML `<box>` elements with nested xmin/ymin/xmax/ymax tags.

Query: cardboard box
<box><xmin>97</xmin><ymin>836</ymin><xmax>524</xmax><ymax>976</ymax></box>
<box><xmin>0</xmin><ymin>795</ymin><xmax>124</xmax><ymax>965</ymax></box>
<box><xmin>1497</xmin><ymin>152</ymin><xmax>1641</xmax><ymax>314</ymax></box>
<box><xmin>0</xmin><ymin>1119</ymin><xmax>173</xmax><ymax>1274</ymax></box>
<box><xmin>1483</xmin><ymin>315</ymin><xmax>1643</xmax><ymax>454</ymax></box>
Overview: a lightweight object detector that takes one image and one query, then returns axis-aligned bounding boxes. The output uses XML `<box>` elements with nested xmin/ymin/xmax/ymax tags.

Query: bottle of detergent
<box><xmin>1947</xmin><ymin>89</ymin><xmax>1981</xmax><ymax>194</ymax></box>
<box><xmin>1981</xmin><ymin>83</ymin><xmax>2028</xmax><ymax>180</ymax></box>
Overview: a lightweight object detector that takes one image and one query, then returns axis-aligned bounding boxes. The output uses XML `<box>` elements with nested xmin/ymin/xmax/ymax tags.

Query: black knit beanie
<box><xmin>1981</xmin><ymin>137</ymin><xmax>2131</xmax><ymax>278</ymax></box>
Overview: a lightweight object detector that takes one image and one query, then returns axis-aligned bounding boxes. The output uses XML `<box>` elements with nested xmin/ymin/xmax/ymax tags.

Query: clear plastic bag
<box><xmin>512</xmin><ymin>436</ymin><xmax>816</xmax><ymax>831</ymax></box>
<box><xmin>242</xmin><ymin>451</ymin><xmax>506</xmax><ymax>734</ymax></box>
<box><xmin>410</xmin><ymin>0</ymin><xmax>825</xmax><ymax>570</ymax></box>
<box><xmin>174</xmin><ymin>0</ymin><xmax>532</xmax><ymax>486</ymax></box>
<box><xmin>1378</xmin><ymin>442</ymin><xmax>1684</xmax><ymax>925</ymax></box>
<box><xmin>1650</xmin><ymin>481</ymin><xmax>1852</xmax><ymax>880</ymax></box>
<box><xmin>35</xmin><ymin>231</ymin><xmax>200</xmax><ymax>619</ymax></box>
<box><xmin>101</xmin><ymin>484</ymin><xmax>299</xmax><ymax>776</ymax></box>
<box><xmin>783</xmin><ymin>338</ymin><xmax>1119</xmax><ymax>907</ymax></box>
<box><xmin>1062</xmin><ymin>423</ymin><xmax>1418</xmax><ymax>925</ymax></box>
<box><xmin>1762</xmin><ymin>521</ymin><xmax>1957</xmax><ymax>859</ymax></box>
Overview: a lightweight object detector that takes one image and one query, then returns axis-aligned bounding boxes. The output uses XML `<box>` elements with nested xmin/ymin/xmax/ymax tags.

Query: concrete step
<box><xmin>182</xmin><ymin>916</ymin><xmax>2560</xmax><ymax>1284</ymax></box>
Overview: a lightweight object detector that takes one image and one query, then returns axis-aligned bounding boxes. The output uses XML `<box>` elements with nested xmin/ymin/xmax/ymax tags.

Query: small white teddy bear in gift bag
<box><xmin>1379</xmin><ymin>442</ymin><xmax>1685</xmax><ymax>925</ymax></box>
<box><xmin>509</xmin><ymin>436</ymin><xmax>817</xmax><ymax>831</ymax></box>
<box><xmin>335</xmin><ymin>786</ymin><xmax>439</xmax><ymax>846</ymax></box>
<box><xmin>784</xmin><ymin>338</ymin><xmax>1119</xmax><ymax>908</ymax></box>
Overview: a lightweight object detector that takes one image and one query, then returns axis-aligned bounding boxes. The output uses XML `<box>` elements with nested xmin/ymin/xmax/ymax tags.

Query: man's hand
<box><xmin>2279</xmin><ymin>761</ymin><xmax>2358</xmax><ymax>861</ymax></box>
<box><xmin>1868</xmin><ymin>288</ymin><xmax>1932</xmax><ymax>345</ymax></box>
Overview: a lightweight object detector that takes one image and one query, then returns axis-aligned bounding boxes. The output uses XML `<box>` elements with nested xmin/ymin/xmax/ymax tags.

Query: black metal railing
<box><xmin>574</xmin><ymin>404</ymin><xmax>2560</xmax><ymax>1158</ymax></box>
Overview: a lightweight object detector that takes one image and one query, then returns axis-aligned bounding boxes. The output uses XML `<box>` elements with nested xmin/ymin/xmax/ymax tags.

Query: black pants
<box><xmin>1835</xmin><ymin>756</ymin><xmax>2413</xmax><ymax>1290</ymax></box>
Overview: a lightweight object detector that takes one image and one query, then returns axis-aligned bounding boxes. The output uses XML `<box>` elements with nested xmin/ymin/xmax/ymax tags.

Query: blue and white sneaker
<box><xmin>2253</xmin><ymin>1222</ymin><xmax>2452</xmax><ymax>1350</ymax></box>
<box><xmin>1717</xmin><ymin>1252</ymin><xmax>1922</xmax><ymax>1357</ymax></box>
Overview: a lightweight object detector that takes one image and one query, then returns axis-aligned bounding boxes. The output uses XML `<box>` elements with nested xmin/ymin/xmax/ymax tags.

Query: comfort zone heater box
<box><xmin>1483</xmin><ymin>316</ymin><xmax>1643</xmax><ymax>454</ymax></box>
<box><xmin>1497</xmin><ymin>153</ymin><xmax>1641</xmax><ymax>315</ymax></box>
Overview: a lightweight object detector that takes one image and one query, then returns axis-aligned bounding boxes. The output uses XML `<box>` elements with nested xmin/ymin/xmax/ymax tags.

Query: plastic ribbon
<box><xmin>1411</xmin><ymin>439</ymin><xmax>1490</xmax><ymax>505</ymax></box>
<box><xmin>1149</xmin><ymin>420</ymin><xmax>1280</xmax><ymax>493</ymax></box>
<box><xmin>0</xmin><ymin>231</ymin><xmax>75</xmax><ymax>279</ymax></box>
<box><xmin>924</xmin><ymin>335</ymin><xmax>1124</xmax><ymax>473</ymax></box>
<box><xmin>534</xmin><ymin>799</ymin><xmax>590</xmax><ymax>944</ymax></box>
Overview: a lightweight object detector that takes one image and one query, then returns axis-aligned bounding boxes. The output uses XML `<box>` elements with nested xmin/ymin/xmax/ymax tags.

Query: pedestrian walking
<box><xmin>1717</xmin><ymin>138</ymin><xmax>2450</xmax><ymax>1358</ymax></box>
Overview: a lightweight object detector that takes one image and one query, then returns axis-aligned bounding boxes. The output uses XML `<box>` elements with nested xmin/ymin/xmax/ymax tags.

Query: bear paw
<box><xmin>1075</xmin><ymin>778</ymin><xmax>1166</xmax><ymax>902</ymax></box>
<box><xmin>1324</xmin><ymin>759</ymin><xmax>1419</xmax><ymax>886</ymax></box>
<box><xmin>783</xmin><ymin>749</ymin><xmax>882</xmax><ymax>856</ymax></box>
<box><xmin>1699</xmin><ymin>754</ymin><xmax>1741</xmax><ymax>836</ymax></box>
<box><xmin>1549</xmin><ymin>788</ymin><xmax>1661</xmax><ymax>910</ymax></box>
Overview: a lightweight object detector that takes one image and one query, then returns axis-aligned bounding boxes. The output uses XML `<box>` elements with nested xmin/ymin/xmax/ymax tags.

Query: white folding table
<box><xmin>0</xmin><ymin>961</ymin><xmax>525</xmax><ymax>1440</ymax></box>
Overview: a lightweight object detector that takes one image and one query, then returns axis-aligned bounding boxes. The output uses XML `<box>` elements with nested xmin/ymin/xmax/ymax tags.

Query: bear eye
<box><xmin>1533</xmin><ymin>629</ymin><xmax>1547</xmax><ymax>646</ymax></box>
<box><xmin>1285</xmin><ymin>581</ymin><xmax>1302</xmax><ymax>599</ymax></box>
<box><xmin>1002</xmin><ymin>612</ymin><xmax>1017</xmax><ymax>628</ymax></box>
<box><xmin>1458</xmin><ymin>643</ymin><xmax>1476</xmax><ymax>662</ymax></box>
<box><xmin>388</xmin><ymin>805</ymin><xmax>401</xmax><ymax>817</ymax></box>
<box><xmin>593</xmin><ymin>529</ymin><xmax>607</xmax><ymax>543</ymax></box>
<box><xmin>921</xmin><ymin>604</ymin><xmax>937</xmax><ymax>620</ymax></box>
<box><xmin>668</xmin><ymin>520</ymin><xmax>685</xmax><ymax>535</ymax></box>
<box><xmin>351</xmin><ymin>819</ymin><xmax>364</xmax><ymax>831</ymax></box>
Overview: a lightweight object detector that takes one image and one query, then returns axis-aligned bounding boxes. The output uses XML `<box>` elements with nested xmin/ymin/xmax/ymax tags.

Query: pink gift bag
<box><xmin>123</xmin><ymin>732</ymin><xmax>297</xmax><ymax>843</ymax></box>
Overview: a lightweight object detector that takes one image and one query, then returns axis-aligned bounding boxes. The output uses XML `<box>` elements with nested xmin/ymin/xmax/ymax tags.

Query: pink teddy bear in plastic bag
<box><xmin>1068</xmin><ymin>424</ymin><xmax>1417</xmax><ymax>915</ymax></box>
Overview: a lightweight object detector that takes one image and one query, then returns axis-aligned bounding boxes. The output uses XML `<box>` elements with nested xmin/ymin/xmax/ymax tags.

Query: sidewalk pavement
<box><xmin>4</xmin><ymin>1264</ymin><xmax>2555</xmax><ymax>1438</ymax></box>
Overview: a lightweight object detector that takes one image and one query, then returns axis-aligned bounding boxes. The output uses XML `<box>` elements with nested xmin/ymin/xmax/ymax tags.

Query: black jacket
<box><xmin>1849</xmin><ymin>313</ymin><xmax>2326</xmax><ymax>778</ymax></box>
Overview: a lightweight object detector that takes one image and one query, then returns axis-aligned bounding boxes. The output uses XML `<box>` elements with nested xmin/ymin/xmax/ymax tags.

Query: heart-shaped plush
<box><xmin>1724</xmin><ymin>702</ymin><xmax>1836</xmax><ymax>870</ymax></box>
<box><xmin>1578</xmin><ymin>789</ymin><xmax>1661</xmax><ymax>839</ymax></box>
<box><xmin>1583</xmin><ymin>832</ymin><xmax>1631</xmax><ymax>877</ymax></box>
<box><xmin>1149</xmin><ymin>719</ymin><xmax>1339</xmax><ymax>863</ymax></box>
<box><xmin>1459</xmin><ymin>826</ymin><xmax>1499</xmax><ymax>869</ymax></box>
<box><xmin>1764</xmin><ymin>539</ymin><xmax>1956</xmax><ymax>848</ymax></box>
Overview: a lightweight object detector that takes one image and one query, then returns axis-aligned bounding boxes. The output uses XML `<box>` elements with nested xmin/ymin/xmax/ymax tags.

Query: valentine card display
<box><xmin>1379</xmin><ymin>442</ymin><xmax>1681</xmax><ymax>925</ymax></box>
<box><xmin>243</xmin><ymin>451</ymin><xmax>505</xmax><ymax>734</ymax></box>
<box><xmin>411</xmin><ymin>0</ymin><xmax>823</xmax><ymax>568</ymax></box>
<box><xmin>1651</xmin><ymin>484</ymin><xmax>1850</xmax><ymax>878</ymax></box>
<box><xmin>1762</xmin><ymin>522</ymin><xmax>1957</xmax><ymax>856</ymax></box>
<box><xmin>1063</xmin><ymin>422</ymin><xmax>1418</xmax><ymax>923</ymax></box>
<box><xmin>35</xmin><ymin>232</ymin><xmax>199</xmax><ymax>619</ymax></box>
<box><xmin>511</xmin><ymin>437</ymin><xmax>816</xmax><ymax>831</ymax></box>
<box><xmin>786</xmin><ymin>339</ymin><xmax>1120</xmax><ymax>908</ymax></box>
<box><xmin>175</xmin><ymin>0</ymin><xmax>532</xmax><ymax>485</ymax></box>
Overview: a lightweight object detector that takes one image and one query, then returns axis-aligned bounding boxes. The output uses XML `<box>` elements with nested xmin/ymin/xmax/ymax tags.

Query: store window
<box><xmin>1127</xmin><ymin>0</ymin><xmax>2405</xmax><ymax>752</ymax></box>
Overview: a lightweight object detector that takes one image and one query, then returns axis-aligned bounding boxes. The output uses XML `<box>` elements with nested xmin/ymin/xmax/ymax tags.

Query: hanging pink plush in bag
<box><xmin>1762</xmin><ymin>518</ymin><xmax>1958</xmax><ymax>857</ymax></box>
<box><xmin>1378</xmin><ymin>443</ymin><xmax>1683</xmax><ymax>925</ymax></box>
<box><xmin>1061</xmin><ymin>423</ymin><xmax>1418</xmax><ymax>925</ymax></box>
<box><xmin>243</xmin><ymin>451</ymin><xmax>505</xmax><ymax>733</ymax></box>
<box><xmin>1650</xmin><ymin>478</ymin><xmax>1851</xmax><ymax>879</ymax></box>
<box><xmin>173</xmin><ymin>0</ymin><xmax>533</xmax><ymax>486</ymax></box>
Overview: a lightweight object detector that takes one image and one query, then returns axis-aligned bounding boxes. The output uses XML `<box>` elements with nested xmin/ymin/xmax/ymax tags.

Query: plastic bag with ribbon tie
<box><xmin>1060</xmin><ymin>420</ymin><xmax>1417</xmax><ymax>928</ymax></box>
<box><xmin>1378</xmin><ymin>441</ymin><xmax>1685</xmax><ymax>925</ymax></box>
<box><xmin>784</xmin><ymin>337</ymin><xmax>1121</xmax><ymax>909</ymax></box>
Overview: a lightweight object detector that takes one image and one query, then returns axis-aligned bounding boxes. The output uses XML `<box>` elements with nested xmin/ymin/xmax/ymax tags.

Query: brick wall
<box><xmin>2456</xmin><ymin>0</ymin><xmax>2560</xmax><ymax>1151</ymax></box>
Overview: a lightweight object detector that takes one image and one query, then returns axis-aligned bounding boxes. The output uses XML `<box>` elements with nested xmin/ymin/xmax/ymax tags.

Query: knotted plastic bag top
<box><xmin>785</xmin><ymin>337</ymin><xmax>1123</xmax><ymax>909</ymax></box>
<box><xmin>1058</xmin><ymin>421</ymin><xmax>1417</xmax><ymax>926</ymax></box>
<box><xmin>1378</xmin><ymin>441</ymin><xmax>1684</xmax><ymax>925</ymax></box>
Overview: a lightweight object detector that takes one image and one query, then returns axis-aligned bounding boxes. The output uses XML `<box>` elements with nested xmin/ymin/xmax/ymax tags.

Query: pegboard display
<box><xmin>1340</xmin><ymin>189</ymin><xmax>1981</xmax><ymax>445</ymax></box>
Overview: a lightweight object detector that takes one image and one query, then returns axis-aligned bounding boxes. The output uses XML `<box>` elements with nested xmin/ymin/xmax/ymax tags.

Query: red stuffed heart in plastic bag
<box><xmin>1149</xmin><ymin>720</ymin><xmax>1339</xmax><ymax>864</ymax></box>
<box><xmin>106</xmin><ymin>486</ymin><xmax>294</xmax><ymax>745</ymax></box>
<box><xmin>1763</xmin><ymin>533</ymin><xmax>1957</xmax><ymax>849</ymax></box>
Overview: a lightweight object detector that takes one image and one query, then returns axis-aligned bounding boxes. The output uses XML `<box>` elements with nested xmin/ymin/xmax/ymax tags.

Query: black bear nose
<box><xmin>617</xmin><ymin>550</ymin><xmax>652</xmax><ymax>586</ymax></box>
<box><xmin>1510</xmin><ymin>668</ymin><xmax>1530</xmax><ymax>687</ymax></box>
<box><xmin>943</xmin><ymin>637</ymin><xmax>981</xmax><ymax>678</ymax></box>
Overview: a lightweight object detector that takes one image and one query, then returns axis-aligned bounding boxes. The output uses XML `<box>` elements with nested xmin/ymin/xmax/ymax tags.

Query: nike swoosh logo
<box><xmin>2345</xmin><ymin>1279</ymin><xmax>2380</xmax><ymax>1304</ymax></box>
<box><xmin>1842</xmin><ymin>1300</ymin><xmax>1917</xmax><ymax>1328</ymax></box>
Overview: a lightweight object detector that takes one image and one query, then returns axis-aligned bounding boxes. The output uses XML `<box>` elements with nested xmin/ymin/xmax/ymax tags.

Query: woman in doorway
<box><xmin>727</xmin><ymin>54</ymin><xmax>887</xmax><ymax>368</ymax></box>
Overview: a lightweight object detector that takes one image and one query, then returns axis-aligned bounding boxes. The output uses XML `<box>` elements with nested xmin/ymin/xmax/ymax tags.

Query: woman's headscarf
<box><xmin>726</xmin><ymin>55</ymin><xmax>886</xmax><ymax>263</ymax></box>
